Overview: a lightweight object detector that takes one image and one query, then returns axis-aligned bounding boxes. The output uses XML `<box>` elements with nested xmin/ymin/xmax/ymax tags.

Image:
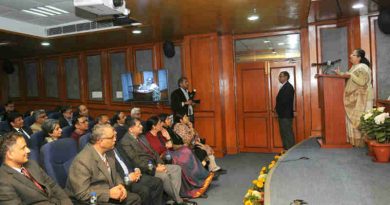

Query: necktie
<box><xmin>102</xmin><ymin>156</ymin><xmax>111</xmax><ymax>174</ymax></box>
<box><xmin>19</xmin><ymin>128</ymin><xmax>31</xmax><ymax>139</ymax></box>
<box><xmin>21</xmin><ymin>167</ymin><xmax>46</xmax><ymax>193</ymax></box>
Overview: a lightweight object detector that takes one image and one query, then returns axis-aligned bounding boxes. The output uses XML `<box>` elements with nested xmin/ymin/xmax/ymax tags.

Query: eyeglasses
<box><xmin>101</xmin><ymin>135</ymin><xmax>116</xmax><ymax>140</ymax></box>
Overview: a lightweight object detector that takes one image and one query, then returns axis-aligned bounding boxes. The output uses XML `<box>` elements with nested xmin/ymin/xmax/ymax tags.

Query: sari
<box><xmin>145</xmin><ymin>131</ymin><xmax>213</xmax><ymax>198</ymax></box>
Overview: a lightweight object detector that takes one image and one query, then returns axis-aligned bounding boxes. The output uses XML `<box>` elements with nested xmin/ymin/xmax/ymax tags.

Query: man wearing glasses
<box><xmin>66</xmin><ymin>124</ymin><xmax>141</xmax><ymax>205</ymax></box>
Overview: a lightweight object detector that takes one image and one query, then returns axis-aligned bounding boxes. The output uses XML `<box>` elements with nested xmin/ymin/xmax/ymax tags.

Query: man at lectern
<box><xmin>275</xmin><ymin>71</ymin><xmax>295</xmax><ymax>150</ymax></box>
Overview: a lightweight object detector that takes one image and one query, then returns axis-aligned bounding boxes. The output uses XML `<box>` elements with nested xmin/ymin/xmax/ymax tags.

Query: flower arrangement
<box><xmin>243</xmin><ymin>152</ymin><xmax>284</xmax><ymax>205</ymax></box>
<box><xmin>359</xmin><ymin>107</ymin><xmax>390</xmax><ymax>143</ymax></box>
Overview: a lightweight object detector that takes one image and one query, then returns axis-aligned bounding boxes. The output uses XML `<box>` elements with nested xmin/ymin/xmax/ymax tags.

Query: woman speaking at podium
<box><xmin>336</xmin><ymin>48</ymin><xmax>374</xmax><ymax>147</ymax></box>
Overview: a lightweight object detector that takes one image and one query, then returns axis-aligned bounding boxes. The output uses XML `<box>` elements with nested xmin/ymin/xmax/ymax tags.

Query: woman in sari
<box><xmin>145</xmin><ymin>116</ymin><xmax>213</xmax><ymax>199</ymax></box>
<box><xmin>173</xmin><ymin>114</ymin><xmax>226</xmax><ymax>174</ymax></box>
<box><xmin>336</xmin><ymin>48</ymin><xmax>374</xmax><ymax>147</ymax></box>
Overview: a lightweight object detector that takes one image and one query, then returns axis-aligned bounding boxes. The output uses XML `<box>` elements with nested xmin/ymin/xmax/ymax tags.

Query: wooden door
<box><xmin>236</xmin><ymin>60</ymin><xmax>304</xmax><ymax>152</ymax></box>
<box><xmin>237</xmin><ymin>62</ymin><xmax>271</xmax><ymax>152</ymax></box>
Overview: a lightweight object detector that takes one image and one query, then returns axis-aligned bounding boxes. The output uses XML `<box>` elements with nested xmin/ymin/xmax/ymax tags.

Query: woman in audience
<box><xmin>159</xmin><ymin>113</ymin><xmax>208</xmax><ymax>167</ymax></box>
<box><xmin>145</xmin><ymin>116</ymin><xmax>213</xmax><ymax>199</ymax></box>
<box><xmin>42</xmin><ymin>119</ymin><xmax>62</xmax><ymax>143</ymax></box>
<box><xmin>173</xmin><ymin>114</ymin><xmax>226</xmax><ymax>174</ymax></box>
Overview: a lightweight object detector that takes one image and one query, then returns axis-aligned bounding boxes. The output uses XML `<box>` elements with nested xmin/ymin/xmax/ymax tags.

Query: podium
<box><xmin>315</xmin><ymin>74</ymin><xmax>352</xmax><ymax>148</ymax></box>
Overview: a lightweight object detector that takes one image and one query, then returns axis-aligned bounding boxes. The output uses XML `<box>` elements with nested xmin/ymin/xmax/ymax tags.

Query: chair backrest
<box><xmin>23</xmin><ymin>116</ymin><xmax>35</xmax><ymax>128</ymax></box>
<box><xmin>115</xmin><ymin>126</ymin><xmax>127</xmax><ymax>142</ymax></box>
<box><xmin>40</xmin><ymin>138</ymin><xmax>78</xmax><ymax>188</ymax></box>
<box><xmin>29</xmin><ymin>131</ymin><xmax>45</xmax><ymax>162</ymax></box>
<box><xmin>48</xmin><ymin>112</ymin><xmax>61</xmax><ymax>120</ymax></box>
<box><xmin>61</xmin><ymin>126</ymin><xmax>74</xmax><ymax>138</ymax></box>
<box><xmin>0</xmin><ymin>121</ymin><xmax>10</xmax><ymax>135</ymax></box>
<box><xmin>79</xmin><ymin>132</ymin><xmax>92</xmax><ymax>151</ymax></box>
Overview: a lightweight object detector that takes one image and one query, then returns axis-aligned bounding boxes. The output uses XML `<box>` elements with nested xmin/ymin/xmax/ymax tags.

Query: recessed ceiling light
<box><xmin>22</xmin><ymin>9</ymin><xmax>48</xmax><ymax>17</ymax></box>
<box><xmin>352</xmin><ymin>3</ymin><xmax>364</xmax><ymax>9</ymax></box>
<box><xmin>272</xmin><ymin>51</ymin><xmax>277</xmax><ymax>54</ymax></box>
<box><xmin>0</xmin><ymin>41</ymin><xmax>11</xmax><ymax>46</ymax></box>
<box><xmin>264</xmin><ymin>40</ymin><xmax>271</xmax><ymax>43</ymax></box>
<box><xmin>132</xmin><ymin>29</ymin><xmax>142</xmax><ymax>34</ymax></box>
<box><xmin>41</xmin><ymin>42</ymin><xmax>50</xmax><ymax>46</ymax></box>
<box><xmin>131</xmin><ymin>22</ymin><xmax>142</xmax><ymax>26</ymax></box>
<box><xmin>248</xmin><ymin>14</ymin><xmax>259</xmax><ymax>21</ymax></box>
<box><xmin>278</xmin><ymin>42</ymin><xmax>285</xmax><ymax>46</ymax></box>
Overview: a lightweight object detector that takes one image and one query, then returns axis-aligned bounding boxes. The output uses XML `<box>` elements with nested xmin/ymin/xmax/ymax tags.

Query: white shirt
<box><xmin>180</xmin><ymin>88</ymin><xmax>194</xmax><ymax>115</ymax></box>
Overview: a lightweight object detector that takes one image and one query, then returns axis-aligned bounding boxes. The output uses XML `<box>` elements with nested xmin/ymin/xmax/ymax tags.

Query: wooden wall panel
<box><xmin>184</xmin><ymin>33</ymin><xmax>224</xmax><ymax>156</ymax></box>
<box><xmin>220</xmin><ymin>35</ymin><xmax>238</xmax><ymax>154</ymax></box>
<box><xmin>195</xmin><ymin>117</ymin><xmax>216</xmax><ymax>147</ymax></box>
<box><xmin>244</xmin><ymin>117</ymin><xmax>268</xmax><ymax>148</ymax></box>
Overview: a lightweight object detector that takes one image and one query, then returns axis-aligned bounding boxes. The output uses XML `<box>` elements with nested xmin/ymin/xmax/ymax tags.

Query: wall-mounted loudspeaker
<box><xmin>2</xmin><ymin>59</ymin><xmax>15</xmax><ymax>74</ymax></box>
<box><xmin>378</xmin><ymin>9</ymin><xmax>390</xmax><ymax>34</ymax></box>
<box><xmin>163</xmin><ymin>41</ymin><xmax>175</xmax><ymax>58</ymax></box>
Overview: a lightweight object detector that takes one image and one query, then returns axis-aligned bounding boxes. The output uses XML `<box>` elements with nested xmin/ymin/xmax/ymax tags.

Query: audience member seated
<box><xmin>112</xmin><ymin>111</ymin><xmax>128</xmax><ymax>141</ymax></box>
<box><xmin>71</xmin><ymin>115</ymin><xmax>89</xmax><ymax>143</ymax></box>
<box><xmin>97</xmin><ymin>114</ymin><xmax>111</xmax><ymax>125</ymax></box>
<box><xmin>76</xmin><ymin>104</ymin><xmax>94</xmax><ymax>122</ymax></box>
<box><xmin>0</xmin><ymin>100</ymin><xmax>15</xmax><ymax>122</ymax></box>
<box><xmin>114</xmin><ymin>147</ymin><xmax>164</xmax><ymax>205</ymax></box>
<box><xmin>42</xmin><ymin>119</ymin><xmax>63</xmax><ymax>144</ymax></box>
<box><xmin>8</xmin><ymin>112</ymin><xmax>33</xmax><ymax>147</ymax></box>
<box><xmin>145</xmin><ymin>116</ymin><xmax>213</xmax><ymax>198</ymax></box>
<box><xmin>159</xmin><ymin>114</ymin><xmax>208</xmax><ymax>167</ymax></box>
<box><xmin>66</xmin><ymin>124</ymin><xmax>141</xmax><ymax>205</ymax></box>
<box><xmin>30</xmin><ymin>109</ymin><xmax>48</xmax><ymax>134</ymax></box>
<box><xmin>130</xmin><ymin>108</ymin><xmax>147</xmax><ymax>133</ymax></box>
<box><xmin>59</xmin><ymin>105</ymin><xmax>73</xmax><ymax>128</ymax></box>
<box><xmin>118</xmin><ymin>117</ymin><xmax>197</xmax><ymax>205</ymax></box>
<box><xmin>0</xmin><ymin>132</ymin><xmax>72</xmax><ymax>204</ymax></box>
<box><xmin>174</xmin><ymin>114</ymin><xmax>226</xmax><ymax>174</ymax></box>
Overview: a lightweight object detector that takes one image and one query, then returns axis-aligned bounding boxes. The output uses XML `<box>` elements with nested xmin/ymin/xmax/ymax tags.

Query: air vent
<box><xmin>62</xmin><ymin>25</ymin><xmax>76</xmax><ymax>34</ymax></box>
<box><xmin>46</xmin><ymin>21</ymin><xmax>116</xmax><ymax>36</ymax></box>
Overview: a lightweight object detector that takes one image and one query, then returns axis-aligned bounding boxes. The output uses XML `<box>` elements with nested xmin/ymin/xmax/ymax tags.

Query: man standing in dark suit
<box><xmin>275</xmin><ymin>71</ymin><xmax>295</xmax><ymax>150</ymax></box>
<box><xmin>8</xmin><ymin>112</ymin><xmax>33</xmax><ymax>147</ymax></box>
<box><xmin>0</xmin><ymin>132</ymin><xmax>72</xmax><ymax>204</ymax></box>
<box><xmin>170</xmin><ymin>77</ymin><xmax>196</xmax><ymax>123</ymax></box>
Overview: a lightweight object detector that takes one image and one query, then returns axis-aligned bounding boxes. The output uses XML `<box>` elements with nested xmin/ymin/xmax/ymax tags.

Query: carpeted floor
<box><xmin>192</xmin><ymin>153</ymin><xmax>275</xmax><ymax>205</ymax></box>
<box><xmin>269</xmin><ymin>138</ymin><xmax>390</xmax><ymax>205</ymax></box>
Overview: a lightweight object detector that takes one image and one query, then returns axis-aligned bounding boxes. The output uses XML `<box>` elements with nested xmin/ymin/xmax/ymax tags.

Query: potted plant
<box><xmin>359</xmin><ymin>107</ymin><xmax>385</xmax><ymax>156</ymax></box>
<box><xmin>364</xmin><ymin>108</ymin><xmax>390</xmax><ymax>163</ymax></box>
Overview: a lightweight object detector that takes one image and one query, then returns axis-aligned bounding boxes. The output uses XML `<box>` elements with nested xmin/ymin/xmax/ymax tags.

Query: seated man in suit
<box><xmin>30</xmin><ymin>109</ymin><xmax>48</xmax><ymax>133</ymax></box>
<box><xmin>97</xmin><ymin>114</ymin><xmax>111</xmax><ymax>125</ymax></box>
<box><xmin>8</xmin><ymin>112</ymin><xmax>33</xmax><ymax>147</ymax></box>
<box><xmin>0</xmin><ymin>132</ymin><xmax>72</xmax><ymax>204</ymax></box>
<box><xmin>59</xmin><ymin>105</ymin><xmax>73</xmax><ymax>128</ymax></box>
<box><xmin>0</xmin><ymin>100</ymin><xmax>15</xmax><ymax>122</ymax></box>
<box><xmin>66</xmin><ymin>124</ymin><xmax>141</xmax><ymax>205</ymax></box>
<box><xmin>114</xmin><ymin>147</ymin><xmax>164</xmax><ymax>205</ymax></box>
<box><xmin>118</xmin><ymin>117</ymin><xmax>197</xmax><ymax>205</ymax></box>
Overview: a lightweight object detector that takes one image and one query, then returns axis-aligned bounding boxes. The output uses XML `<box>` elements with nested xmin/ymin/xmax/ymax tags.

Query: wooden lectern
<box><xmin>315</xmin><ymin>74</ymin><xmax>352</xmax><ymax>148</ymax></box>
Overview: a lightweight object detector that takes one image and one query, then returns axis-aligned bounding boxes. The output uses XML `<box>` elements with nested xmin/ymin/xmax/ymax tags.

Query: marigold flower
<box><xmin>244</xmin><ymin>200</ymin><xmax>253</xmax><ymax>205</ymax></box>
<box><xmin>268</xmin><ymin>163</ymin><xmax>274</xmax><ymax>169</ymax></box>
<box><xmin>274</xmin><ymin>155</ymin><xmax>280</xmax><ymax>160</ymax></box>
<box><xmin>252</xmin><ymin>180</ymin><xmax>258</xmax><ymax>185</ymax></box>
<box><xmin>261</xmin><ymin>166</ymin><xmax>266</xmax><ymax>172</ymax></box>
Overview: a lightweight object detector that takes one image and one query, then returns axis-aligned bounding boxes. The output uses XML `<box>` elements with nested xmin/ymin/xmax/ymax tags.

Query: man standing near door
<box><xmin>275</xmin><ymin>71</ymin><xmax>295</xmax><ymax>150</ymax></box>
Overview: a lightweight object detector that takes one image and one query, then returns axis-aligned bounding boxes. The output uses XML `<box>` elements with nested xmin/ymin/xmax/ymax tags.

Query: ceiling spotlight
<box><xmin>264</xmin><ymin>40</ymin><xmax>270</xmax><ymax>43</ymax></box>
<box><xmin>278</xmin><ymin>42</ymin><xmax>285</xmax><ymax>46</ymax></box>
<box><xmin>352</xmin><ymin>3</ymin><xmax>364</xmax><ymax>9</ymax></box>
<box><xmin>41</xmin><ymin>42</ymin><xmax>50</xmax><ymax>46</ymax></box>
<box><xmin>132</xmin><ymin>29</ymin><xmax>142</xmax><ymax>34</ymax></box>
<box><xmin>131</xmin><ymin>22</ymin><xmax>142</xmax><ymax>26</ymax></box>
<box><xmin>247</xmin><ymin>8</ymin><xmax>259</xmax><ymax>21</ymax></box>
<box><xmin>272</xmin><ymin>49</ymin><xmax>277</xmax><ymax>54</ymax></box>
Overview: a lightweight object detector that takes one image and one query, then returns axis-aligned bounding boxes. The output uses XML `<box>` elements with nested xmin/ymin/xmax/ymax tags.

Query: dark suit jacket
<box><xmin>58</xmin><ymin>116</ymin><xmax>71</xmax><ymax>128</ymax></box>
<box><xmin>0</xmin><ymin>161</ymin><xmax>72</xmax><ymax>205</ymax></box>
<box><xmin>12</xmin><ymin>126</ymin><xmax>33</xmax><ymax>147</ymax></box>
<box><xmin>118</xmin><ymin>133</ymin><xmax>163</xmax><ymax>176</ymax></box>
<box><xmin>66</xmin><ymin>143</ymin><xmax>124</xmax><ymax>204</ymax></box>
<box><xmin>275</xmin><ymin>81</ymin><xmax>295</xmax><ymax>119</ymax></box>
<box><xmin>170</xmin><ymin>88</ymin><xmax>189</xmax><ymax>116</ymax></box>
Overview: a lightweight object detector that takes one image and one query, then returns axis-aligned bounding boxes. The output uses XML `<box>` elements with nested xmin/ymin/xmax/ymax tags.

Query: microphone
<box><xmin>189</xmin><ymin>89</ymin><xmax>196</xmax><ymax>100</ymax></box>
<box><xmin>311</xmin><ymin>59</ymin><xmax>341</xmax><ymax>67</ymax></box>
